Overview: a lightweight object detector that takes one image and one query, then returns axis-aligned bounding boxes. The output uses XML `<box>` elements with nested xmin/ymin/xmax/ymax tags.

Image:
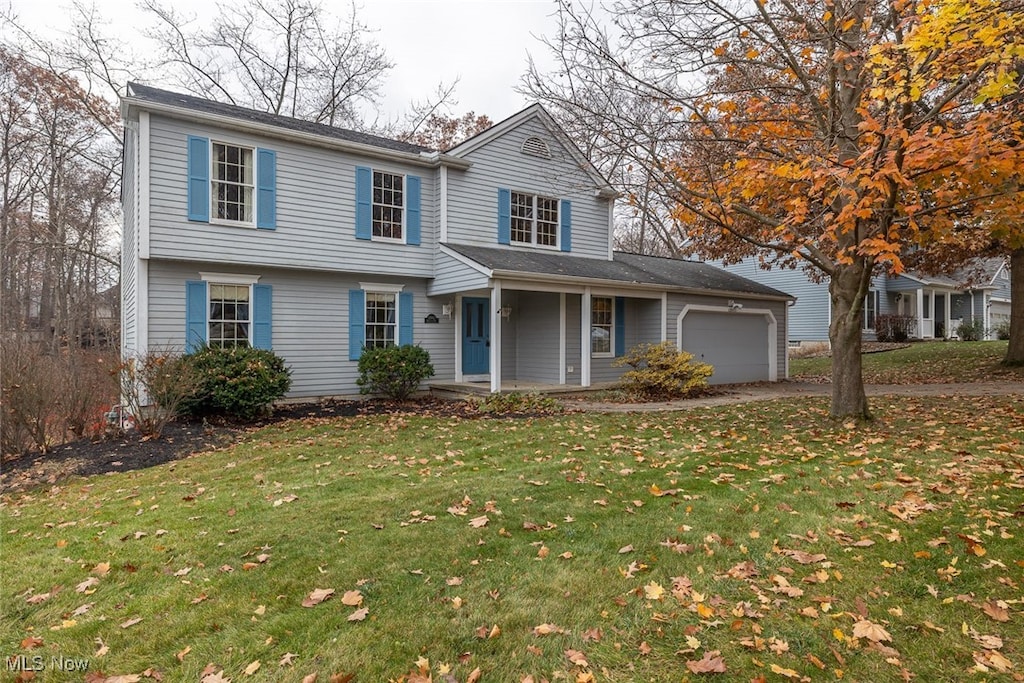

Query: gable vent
<box><xmin>521</xmin><ymin>136</ymin><xmax>552</xmax><ymax>159</ymax></box>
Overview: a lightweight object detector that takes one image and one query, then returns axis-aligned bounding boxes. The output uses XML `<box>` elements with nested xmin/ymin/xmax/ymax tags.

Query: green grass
<box><xmin>790</xmin><ymin>340</ymin><xmax>1023</xmax><ymax>383</ymax></box>
<box><xmin>3</xmin><ymin>397</ymin><xmax>1023</xmax><ymax>681</ymax></box>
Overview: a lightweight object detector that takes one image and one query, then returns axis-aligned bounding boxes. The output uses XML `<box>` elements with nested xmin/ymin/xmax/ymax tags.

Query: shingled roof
<box><xmin>125</xmin><ymin>82</ymin><xmax>430</xmax><ymax>155</ymax></box>
<box><xmin>446</xmin><ymin>244</ymin><xmax>793</xmax><ymax>299</ymax></box>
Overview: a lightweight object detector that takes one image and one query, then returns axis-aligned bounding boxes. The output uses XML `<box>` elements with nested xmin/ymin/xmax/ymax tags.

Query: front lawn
<box><xmin>790</xmin><ymin>340</ymin><xmax>1023</xmax><ymax>384</ymax></box>
<box><xmin>3</xmin><ymin>396</ymin><xmax>1022</xmax><ymax>681</ymax></box>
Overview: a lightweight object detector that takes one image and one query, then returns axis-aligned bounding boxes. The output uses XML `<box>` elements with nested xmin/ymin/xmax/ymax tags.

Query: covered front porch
<box><xmin>887</xmin><ymin>285</ymin><xmax>985</xmax><ymax>339</ymax></box>
<box><xmin>440</xmin><ymin>282</ymin><xmax>665</xmax><ymax>394</ymax></box>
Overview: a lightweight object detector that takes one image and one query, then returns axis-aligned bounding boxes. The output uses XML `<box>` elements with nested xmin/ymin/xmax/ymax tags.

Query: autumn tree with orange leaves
<box><xmin>525</xmin><ymin>0</ymin><xmax>1024</xmax><ymax>418</ymax></box>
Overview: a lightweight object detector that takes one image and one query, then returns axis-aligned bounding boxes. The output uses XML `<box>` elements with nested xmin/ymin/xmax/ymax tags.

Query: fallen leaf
<box><xmin>981</xmin><ymin>600</ymin><xmax>1010</xmax><ymax>623</ymax></box>
<box><xmin>770</xmin><ymin>663</ymin><xmax>801</xmax><ymax>679</ymax></box>
<box><xmin>243</xmin><ymin>660</ymin><xmax>260</xmax><ymax>676</ymax></box>
<box><xmin>302</xmin><ymin>588</ymin><xmax>335</xmax><ymax>608</ymax></box>
<box><xmin>853</xmin><ymin>619</ymin><xmax>892</xmax><ymax>643</ymax></box>
<box><xmin>120</xmin><ymin>617</ymin><xmax>143</xmax><ymax>629</ymax></box>
<box><xmin>341</xmin><ymin>590</ymin><xmax>363</xmax><ymax>606</ymax></box>
<box><xmin>21</xmin><ymin>637</ymin><xmax>43</xmax><ymax>649</ymax></box>
<box><xmin>176</xmin><ymin>646</ymin><xmax>191</xmax><ymax>662</ymax></box>
<box><xmin>347</xmin><ymin>607</ymin><xmax>369</xmax><ymax>622</ymax></box>
<box><xmin>533</xmin><ymin>623</ymin><xmax>562</xmax><ymax>636</ymax></box>
<box><xmin>469</xmin><ymin>515</ymin><xmax>489</xmax><ymax>528</ymax></box>
<box><xmin>466</xmin><ymin>667</ymin><xmax>482</xmax><ymax>683</ymax></box>
<box><xmin>685</xmin><ymin>650</ymin><xmax>727</xmax><ymax>674</ymax></box>
<box><xmin>92</xmin><ymin>562</ymin><xmax>111</xmax><ymax>576</ymax></box>
<box><xmin>76</xmin><ymin>577</ymin><xmax>100</xmax><ymax>593</ymax></box>
<box><xmin>565</xmin><ymin>648</ymin><xmax>589</xmax><ymax>667</ymax></box>
<box><xmin>618</xmin><ymin>544</ymin><xmax>635</xmax><ymax>554</ymax></box>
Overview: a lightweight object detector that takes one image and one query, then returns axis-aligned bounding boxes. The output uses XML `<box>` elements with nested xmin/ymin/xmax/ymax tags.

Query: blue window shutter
<box><xmin>355</xmin><ymin>167</ymin><xmax>372</xmax><ymax>240</ymax></box>
<box><xmin>256</xmin><ymin>149</ymin><xmax>276</xmax><ymax>230</ymax></box>
<box><xmin>185</xmin><ymin>280</ymin><xmax>208</xmax><ymax>353</ymax></box>
<box><xmin>348</xmin><ymin>289</ymin><xmax>365</xmax><ymax>360</ymax></box>
<box><xmin>399</xmin><ymin>292</ymin><xmax>414</xmax><ymax>345</ymax></box>
<box><xmin>187</xmin><ymin>136</ymin><xmax>210</xmax><ymax>222</ymax></box>
<box><xmin>560</xmin><ymin>199</ymin><xmax>572</xmax><ymax>252</ymax></box>
<box><xmin>497</xmin><ymin>188</ymin><xmax>511</xmax><ymax>245</ymax></box>
<box><xmin>406</xmin><ymin>175</ymin><xmax>421</xmax><ymax>245</ymax></box>
<box><xmin>614</xmin><ymin>296</ymin><xmax>626</xmax><ymax>357</ymax></box>
<box><xmin>252</xmin><ymin>284</ymin><xmax>272</xmax><ymax>349</ymax></box>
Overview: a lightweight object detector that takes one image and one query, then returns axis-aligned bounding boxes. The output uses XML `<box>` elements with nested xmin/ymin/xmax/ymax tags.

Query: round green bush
<box><xmin>357</xmin><ymin>344</ymin><xmax>434</xmax><ymax>401</ymax></box>
<box><xmin>181</xmin><ymin>345</ymin><xmax>291</xmax><ymax>420</ymax></box>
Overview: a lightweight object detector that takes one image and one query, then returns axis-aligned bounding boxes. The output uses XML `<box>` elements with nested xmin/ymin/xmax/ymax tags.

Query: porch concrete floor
<box><xmin>429</xmin><ymin>380</ymin><xmax>618</xmax><ymax>399</ymax></box>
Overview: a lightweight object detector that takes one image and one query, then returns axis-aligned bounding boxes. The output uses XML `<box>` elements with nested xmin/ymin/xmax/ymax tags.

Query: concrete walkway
<box><xmin>563</xmin><ymin>380</ymin><xmax>1023</xmax><ymax>413</ymax></box>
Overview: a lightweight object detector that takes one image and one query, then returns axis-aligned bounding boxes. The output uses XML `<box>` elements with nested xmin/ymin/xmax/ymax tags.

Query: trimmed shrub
<box><xmin>957</xmin><ymin>318</ymin><xmax>986</xmax><ymax>342</ymax></box>
<box><xmin>993</xmin><ymin>320</ymin><xmax>1011</xmax><ymax>341</ymax></box>
<box><xmin>612</xmin><ymin>341</ymin><xmax>714</xmax><ymax>399</ymax></box>
<box><xmin>875</xmin><ymin>314</ymin><xmax>914</xmax><ymax>342</ymax></box>
<box><xmin>181</xmin><ymin>345</ymin><xmax>292</xmax><ymax>420</ymax></box>
<box><xmin>119</xmin><ymin>349</ymin><xmax>202</xmax><ymax>438</ymax></box>
<box><xmin>357</xmin><ymin>344</ymin><xmax>434</xmax><ymax>401</ymax></box>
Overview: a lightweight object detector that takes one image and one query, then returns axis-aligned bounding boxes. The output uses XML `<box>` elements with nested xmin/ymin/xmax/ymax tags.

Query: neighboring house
<box><xmin>120</xmin><ymin>83</ymin><xmax>794</xmax><ymax>398</ymax></box>
<box><xmin>717</xmin><ymin>257</ymin><xmax>1011</xmax><ymax>345</ymax></box>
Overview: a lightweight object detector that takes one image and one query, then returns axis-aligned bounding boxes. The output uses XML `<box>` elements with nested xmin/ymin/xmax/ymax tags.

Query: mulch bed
<box><xmin>0</xmin><ymin>397</ymin><xmax>534</xmax><ymax>495</ymax></box>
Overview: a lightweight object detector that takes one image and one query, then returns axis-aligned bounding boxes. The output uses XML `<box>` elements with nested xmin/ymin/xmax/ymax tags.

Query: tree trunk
<box><xmin>1005</xmin><ymin>247</ymin><xmax>1024</xmax><ymax>365</ymax></box>
<box><xmin>829</xmin><ymin>262</ymin><xmax>871</xmax><ymax>419</ymax></box>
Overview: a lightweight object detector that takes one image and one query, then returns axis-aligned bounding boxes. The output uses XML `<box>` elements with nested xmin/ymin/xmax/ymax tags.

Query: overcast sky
<box><xmin>5</xmin><ymin>0</ymin><xmax>562</xmax><ymax>124</ymax></box>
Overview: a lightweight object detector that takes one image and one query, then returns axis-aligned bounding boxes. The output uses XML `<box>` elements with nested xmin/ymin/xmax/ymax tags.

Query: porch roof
<box><xmin>444</xmin><ymin>244</ymin><xmax>794</xmax><ymax>300</ymax></box>
<box><xmin>900</xmin><ymin>257</ymin><xmax>1005</xmax><ymax>290</ymax></box>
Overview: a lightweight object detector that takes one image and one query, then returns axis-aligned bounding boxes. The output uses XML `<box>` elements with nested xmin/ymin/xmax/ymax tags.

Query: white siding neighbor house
<box><xmin>121</xmin><ymin>84</ymin><xmax>794</xmax><ymax>398</ymax></box>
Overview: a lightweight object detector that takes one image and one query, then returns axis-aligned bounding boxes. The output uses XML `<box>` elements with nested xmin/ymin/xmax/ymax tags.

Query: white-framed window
<box><xmin>372</xmin><ymin>170</ymin><xmax>404</xmax><ymax>240</ymax></box>
<box><xmin>591</xmin><ymin>296</ymin><xmax>613</xmax><ymax>356</ymax></box>
<box><xmin>212</xmin><ymin>142</ymin><xmax>254</xmax><ymax>223</ymax></box>
<box><xmin>365</xmin><ymin>292</ymin><xmax>396</xmax><ymax>348</ymax></box>
<box><xmin>209</xmin><ymin>283</ymin><xmax>251</xmax><ymax>347</ymax></box>
<box><xmin>1000</xmin><ymin>266</ymin><xmax>1009</xmax><ymax>281</ymax></box>
<box><xmin>511</xmin><ymin>191</ymin><xmax>558</xmax><ymax>248</ymax></box>
<box><xmin>862</xmin><ymin>290</ymin><xmax>878</xmax><ymax>331</ymax></box>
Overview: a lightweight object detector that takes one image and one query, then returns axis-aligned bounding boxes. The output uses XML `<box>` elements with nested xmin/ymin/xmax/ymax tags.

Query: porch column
<box><xmin>916</xmin><ymin>288</ymin><xmax>924</xmax><ymax>339</ymax></box>
<box><xmin>490</xmin><ymin>282</ymin><xmax>502</xmax><ymax>393</ymax></box>
<box><xmin>559</xmin><ymin>293</ymin><xmax>567</xmax><ymax>385</ymax></box>
<box><xmin>581</xmin><ymin>286</ymin><xmax>592</xmax><ymax>387</ymax></box>
<box><xmin>661</xmin><ymin>292</ymin><xmax>668</xmax><ymax>342</ymax></box>
<box><xmin>454</xmin><ymin>294</ymin><xmax>463</xmax><ymax>382</ymax></box>
<box><xmin>944</xmin><ymin>292</ymin><xmax>952</xmax><ymax>339</ymax></box>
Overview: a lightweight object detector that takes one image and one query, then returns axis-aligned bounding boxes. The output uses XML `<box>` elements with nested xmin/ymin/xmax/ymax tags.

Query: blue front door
<box><xmin>462</xmin><ymin>298</ymin><xmax>490</xmax><ymax>375</ymax></box>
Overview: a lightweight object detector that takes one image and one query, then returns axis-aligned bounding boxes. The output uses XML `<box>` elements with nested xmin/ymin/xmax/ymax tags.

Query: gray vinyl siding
<box><xmin>147</xmin><ymin>260</ymin><xmax>454</xmax><ymax>398</ymax></box>
<box><xmin>429</xmin><ymin>251</ymin><xmax>489</xmax><ymax>296</ymax></box>
<box><xmin>991</xmin><ymin>265</ymin><xmax>1011</xmax><ymax>301</ymax></box>
<box><xmin>511</xmin><ymin>291</ymin><xmax>561</xmax><ymax>383</ymax></box>
<box><xmin>714</xmin><ymin>259</ymin><xmax>829</xmax><ymax>342</ymax></box>
<box><xmin>446</xmin><ymin>117</ymin><xmax>611</xmax><ymax>260</ymax></box>
<box><xmin>121</xmin><ymin>126</ymin><xmax>139</xmax><ymax>355</ymax></box>
<box><xmin>147</xmin><ymin>115</ymin><xmax>436</xmax><ymax>278</ymax></box>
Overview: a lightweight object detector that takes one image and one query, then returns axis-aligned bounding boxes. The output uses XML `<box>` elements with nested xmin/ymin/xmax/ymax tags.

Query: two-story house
<box><xmin>121</xmin><ymin>83</ymin><xmax>793</xmax><ymax>399</ymax></box>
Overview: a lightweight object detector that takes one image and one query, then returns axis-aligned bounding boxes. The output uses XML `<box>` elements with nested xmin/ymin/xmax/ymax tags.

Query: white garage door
<box><xmin>681</xmin><ymin>312</ymin><xmax>770</xmax><ymax>384</ymax></box>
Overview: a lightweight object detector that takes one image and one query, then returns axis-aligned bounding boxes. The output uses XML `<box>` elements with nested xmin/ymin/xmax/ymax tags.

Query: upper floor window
<box><xmin>209</xmin><ymin>283</ymin><xmax>251</xmax><ymax>347</ymax></box>
<box><xmin>511</xmin><ymin>192</ymin><xmax>558</xmax><ymax>247</ymax></box>
<box><xmin>591</xmin><ymin>296</ymin><xmax>613</xmax><ymax>356</ymax></box>
<box><xmin>373</xmin><ymin>171</ymin><xmax>404</xmax><ymax>240</ymax></box>
<box><xmin>213</xmin><ymin>142</ymin><xmax>254</xmax><ymax>223</ymax></box>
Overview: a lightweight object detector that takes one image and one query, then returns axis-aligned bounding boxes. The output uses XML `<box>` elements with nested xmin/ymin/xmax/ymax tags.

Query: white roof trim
<box><xmin>439</xmin><ymin>244</ymin><xmax>493</xmax><ymax>276</ymax></box>
<box><xmin>122</xmin><ymin>95</ymin><xmax>471</xmax><ymax>170</ymax></box>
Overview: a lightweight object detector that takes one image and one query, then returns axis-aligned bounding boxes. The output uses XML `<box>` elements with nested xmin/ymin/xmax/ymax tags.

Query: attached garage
<box><xmin>678</xmin><ymin>306</ymin><xmax>778</xmax><ymax>384</ymax></box>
